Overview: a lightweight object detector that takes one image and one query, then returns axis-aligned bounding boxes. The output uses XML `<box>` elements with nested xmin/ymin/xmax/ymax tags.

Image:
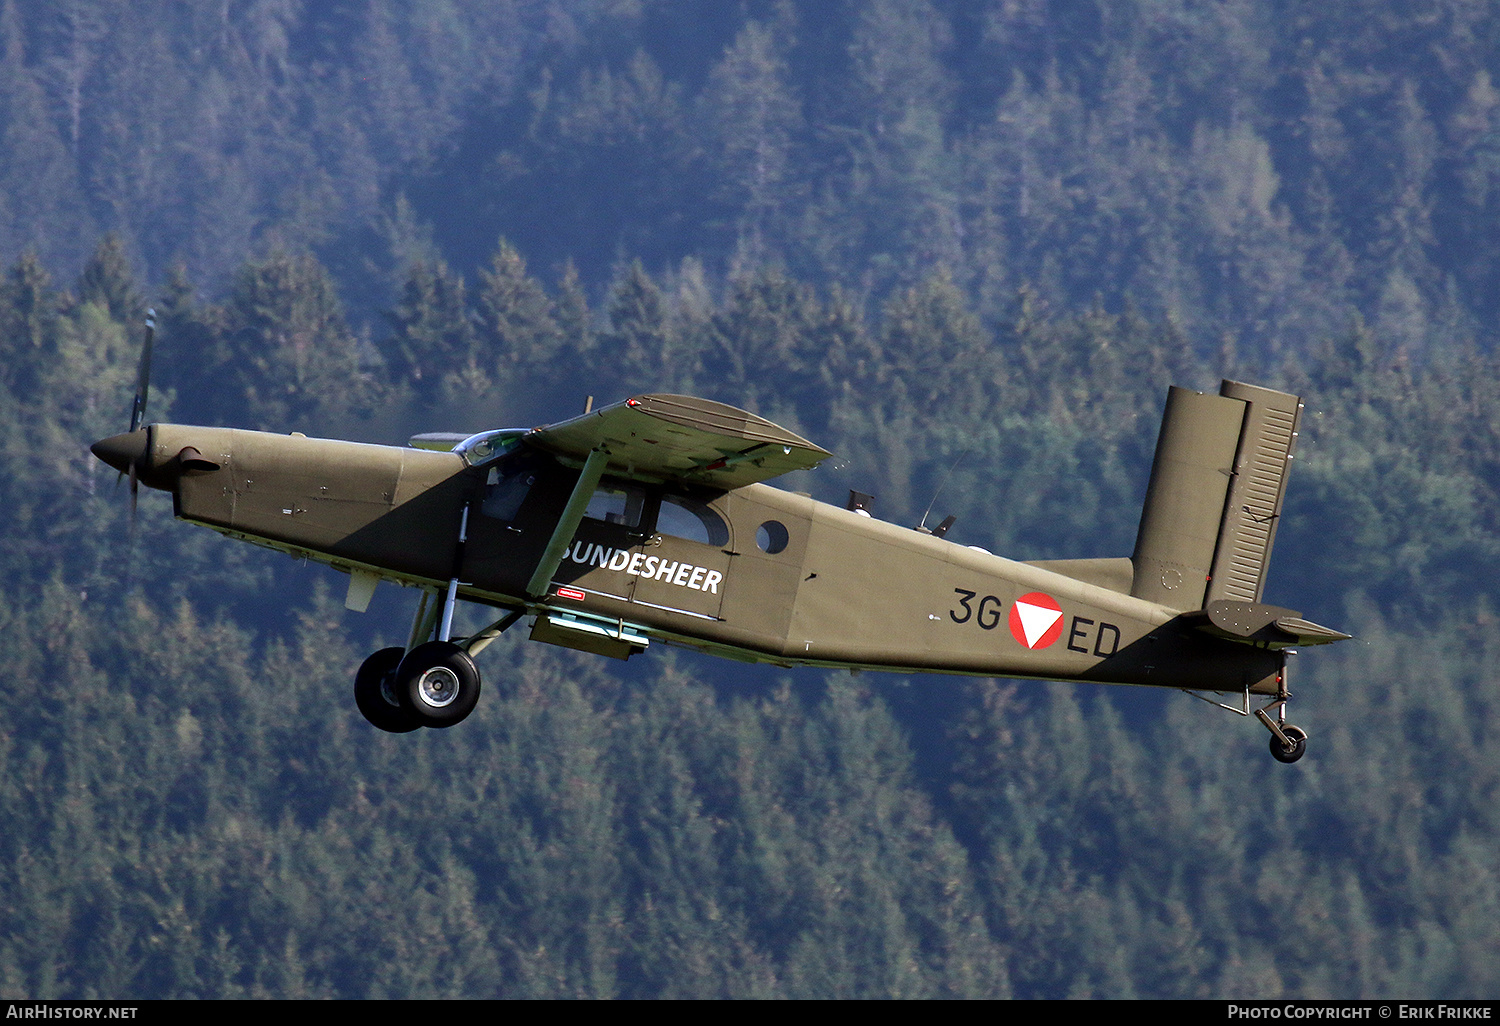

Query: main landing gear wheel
<box><xmin>355</xmin><ymin>647</ymin><xmax>420</xmax><ymax>733</ymax></box>
<box><xmin>1270</xmin><ymin>724</ymin><xmax>1308</xmax><ymax>764</ymax></box>
<box><xmin>396</xmin><ymin>640</ymin><xmax>482</xmax><ymax>728</ymax></box>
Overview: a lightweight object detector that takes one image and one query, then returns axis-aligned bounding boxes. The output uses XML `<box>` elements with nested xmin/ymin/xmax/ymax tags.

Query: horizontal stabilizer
<box><xmin>1185</xmin><ymin>600</ymin><xmax>1350</xmax><ymax>648</ymax></box>
<box><xmin>1270</xmin><ymin>616</ymin><xmax>1354</xmax><ymax>646</ymax></box>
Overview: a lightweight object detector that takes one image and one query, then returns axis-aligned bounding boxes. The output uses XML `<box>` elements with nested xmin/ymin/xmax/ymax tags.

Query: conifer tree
<box><xmin>221</xmin><ymin>248</ymin><xmax>368</xmax><ymax>431</ymax></box>
<box><xmin>475</xmin><ymin>238</ymin><xmax>561</xmax><ymax>383</ymax></box>
<box><xmin>385</xmin><ymin>257</ymin><xmax>474</xmax><ymax>395</ymax></box>
<box><xmin>77</xmin><ymin>233</ymin><xmax>139</xmax><ymax>324</ymax></box>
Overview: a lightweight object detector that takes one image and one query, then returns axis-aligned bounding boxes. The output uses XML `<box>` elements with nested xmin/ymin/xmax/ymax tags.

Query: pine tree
<box><xmin>603</xmin><ymin>260</ymin><xmax>687</xmax><ymax>393</ymax></box>
<box><xmin>475</xmin><ymin>238</ymin><xmax>561</xmax><ymax>383</ymax></box>
<box><xmin>0</xmin><ymin>251</ymin><xmax>62</xmax><ymax>398</ymax></box>
<box><xmin>706</xmin><ymin>266</ymin><xmax>819</xmax><ymax>405</ymax></box>
<box><xmin>77</xmin><ymin>233</ymin><xmax>140</xmax><ymax>324</ymax></box>
<box><xmin>700</xmin><ymin>17</ymin><xmax>803</xmax><ymax>266</ymax></box>
<box><xmin>385</xmin><ymin>257</ymin><xmax>474</xmax><ymax>394</ymax></box>
<box><xmin>221</xmin><ymin>248</ymin><xmax>369</xmax><ymax>431</ymax></box>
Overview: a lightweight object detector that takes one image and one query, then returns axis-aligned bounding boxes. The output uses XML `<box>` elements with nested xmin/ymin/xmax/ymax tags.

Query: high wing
<box><xmin>520</xmin><ymin>394</ymin><xmax>831</xmax><ymax>489</ymax></box>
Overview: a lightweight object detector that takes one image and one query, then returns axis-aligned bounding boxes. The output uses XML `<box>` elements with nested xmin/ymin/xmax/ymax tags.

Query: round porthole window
<box><xmin>756</xmin><ymin>520</ymin><xmax>789</xmax><ymax>554</ymax></box>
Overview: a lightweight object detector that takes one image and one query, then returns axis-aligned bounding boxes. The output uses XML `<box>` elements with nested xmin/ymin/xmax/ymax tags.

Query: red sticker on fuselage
<box><xmin>1009</xmin><ymin>592</ymin><xmax>1064</xmax><ymax>649</ymax></box>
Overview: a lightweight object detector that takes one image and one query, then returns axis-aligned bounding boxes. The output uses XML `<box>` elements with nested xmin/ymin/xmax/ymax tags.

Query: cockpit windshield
<box><xmin>452</xmin><ymin>429</ymin><xmax>528</xmax><ymax>467</ymax></box>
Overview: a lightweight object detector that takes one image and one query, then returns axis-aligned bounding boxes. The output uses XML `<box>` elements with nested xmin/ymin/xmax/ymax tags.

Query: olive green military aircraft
<box><xmin>93</xmin><ymin>315</ymin><xmax>1348</xmax><ymax>762</ymax></box>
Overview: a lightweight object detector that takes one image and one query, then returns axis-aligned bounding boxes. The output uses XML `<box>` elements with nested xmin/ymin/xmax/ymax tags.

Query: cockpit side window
<box><xmin>585</xmin><ymin>484</ymin><xmax>647</xmax><ymax>529</ymax></box>
<box><xmin>656</xmin><ymin>495</ymin><xmax>730</xmax><ymax>547</ymax></box>
<box><xmin>482</xmin><ymin>457</ymin><xmax>538</xmax><ymax>521</ymax></box>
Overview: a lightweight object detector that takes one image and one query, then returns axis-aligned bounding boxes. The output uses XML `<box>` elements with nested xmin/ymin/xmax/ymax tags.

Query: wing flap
<box><xmin>522</xmin><ymin>394</ymin><xmax>831</xmax><ymax>488</ymax></box>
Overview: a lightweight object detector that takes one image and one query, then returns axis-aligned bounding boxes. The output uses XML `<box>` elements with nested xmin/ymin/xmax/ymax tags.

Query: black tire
<box><xmin>355</xmin><ymin>647</ymin><xmax>420</xmax><ymax>733</ymax></box>
<box><xmin>396</xmin><ymin>641</ymin><xmax>481</xmax><ymax>728</ymax></box>
<box><xmin>1270</xmin><ymin>724</ymin><xmax>1308</xmax><ymax>763</ymax></box>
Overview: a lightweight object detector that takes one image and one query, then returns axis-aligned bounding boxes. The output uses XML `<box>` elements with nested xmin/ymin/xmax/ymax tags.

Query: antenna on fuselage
<box><xmin>916</xmin><ymin>443</ymin><xmax>970</xmax><ymax>538</ymax></box>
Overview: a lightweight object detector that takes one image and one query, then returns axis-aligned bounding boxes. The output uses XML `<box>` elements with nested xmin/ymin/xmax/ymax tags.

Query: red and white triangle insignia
<box><xmin>1009</xmin><ymin>592</ymin><xmax>1065</xmax><ymax>650</ymax></box>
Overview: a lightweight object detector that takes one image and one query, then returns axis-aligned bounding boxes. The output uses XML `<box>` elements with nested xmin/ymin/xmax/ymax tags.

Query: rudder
<box><xmin>1205</xmin><ymin>380</ymin><xmax>1302</xmax><ymax>605</ymax></box>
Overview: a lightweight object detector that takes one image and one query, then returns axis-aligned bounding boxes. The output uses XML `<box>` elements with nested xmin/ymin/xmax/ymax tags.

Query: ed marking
<box><xmin>1066</xmin><ymin>616</ymin><xmax>1120</xmax><ymax>657</ymax></box>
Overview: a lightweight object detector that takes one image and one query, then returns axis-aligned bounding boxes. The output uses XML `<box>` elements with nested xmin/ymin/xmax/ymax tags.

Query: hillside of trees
<box><xmin>1</xmin><ymin>0</ymin><xmax>1498</xmax><ymax>999</ymax></box>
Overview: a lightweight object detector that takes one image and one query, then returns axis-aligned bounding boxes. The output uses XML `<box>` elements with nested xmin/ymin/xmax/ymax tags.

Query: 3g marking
<box><xmin>948</xmin><ymin>588</ymin><xmax>1120</xmax><ymax>656</ymax></box>
<box><xmin>948</xmin><ymin>588</ymin><xmax>1004</xmax><ymax>629</ymax></box>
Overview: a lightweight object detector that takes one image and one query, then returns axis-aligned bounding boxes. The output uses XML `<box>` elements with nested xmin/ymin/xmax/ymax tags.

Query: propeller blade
<box><xmin>128</xmin><ymin>309</ymin><xmax>155</xmax><ymax>433</ymax></box>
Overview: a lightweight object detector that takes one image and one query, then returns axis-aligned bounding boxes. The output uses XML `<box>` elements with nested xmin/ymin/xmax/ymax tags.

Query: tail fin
<box><xmin>1131</xmin><ymin>380</ymin><xmax>1302</xmax><ymax>610</ymax></box>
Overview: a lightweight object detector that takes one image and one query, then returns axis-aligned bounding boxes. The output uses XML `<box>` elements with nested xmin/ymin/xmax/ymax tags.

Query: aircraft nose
<box><xmin>91</xmin><ymin>429</ymin><xmax>149</xmax><ymax>474</ymax></box>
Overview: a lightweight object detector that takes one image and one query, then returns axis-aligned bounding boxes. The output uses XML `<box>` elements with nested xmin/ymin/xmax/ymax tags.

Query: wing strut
<box><xmin>526</xmin><ymin>446</ymin><xmax>610</xmax><ymax>599</ymax></box>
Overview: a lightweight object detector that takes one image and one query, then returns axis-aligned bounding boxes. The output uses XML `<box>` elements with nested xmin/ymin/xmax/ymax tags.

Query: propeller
<box><xmin>95</xmin><ymin>309</ymin><xmax>156</xmax><ymax>520</ymax></box>
<box><xmin>91</xmin><ymin>308</ymin><xmax>222</xmax><ymax>521</ymax></box>
<box><xmin>129</xmin><ymin>308</ymin><xmax>154</xmax><ymax>433</ymax></box>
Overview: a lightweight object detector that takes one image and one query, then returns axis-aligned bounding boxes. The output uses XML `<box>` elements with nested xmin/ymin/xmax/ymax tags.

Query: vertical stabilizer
<box><xmin>1130</xmin><ymin>381</ymin><xmax>1303</xmax><ymax>611</ymax></box>
<box><xmin>1205</xmin><ymin>381</ymin><xmax>1302</xmax><ymax>604</ymax></box>
<box><xmin>1131</xmin><ymin>386</ymin><xmax>1246</xmax><ymax>609</ymax></box>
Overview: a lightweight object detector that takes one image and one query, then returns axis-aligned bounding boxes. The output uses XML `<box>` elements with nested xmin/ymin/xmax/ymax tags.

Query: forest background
<box><xmin>1</xmin><ymin>0</ymin><xmax>1499</xmax><ymax>999</ymax></box>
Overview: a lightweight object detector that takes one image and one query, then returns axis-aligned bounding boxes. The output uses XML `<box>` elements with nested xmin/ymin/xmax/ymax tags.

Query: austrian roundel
<box><xmin>1009</xmin><ymin>592</ymin><xmax>1064</xmax><ymax>650</ymax></box>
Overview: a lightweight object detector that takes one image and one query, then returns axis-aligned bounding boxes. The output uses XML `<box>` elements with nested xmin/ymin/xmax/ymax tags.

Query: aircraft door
<box><xmin>463</xmin><ymin>452</ymin><xmax>562</xmax><ymax>598</ymax></box>
<box><xmin>549</xmin><ymin>481</ymin><xmax>651</xmax><ymax>603</ymax></box>
<box><xmin>715</xmin><ymin>490</ymin><xmax>810</xmax><ymax>642</ymax></box>
<box><xmin>629</xmin><ymin>494</ymin><xmax>732</xmax><ymax>621</ymax></box>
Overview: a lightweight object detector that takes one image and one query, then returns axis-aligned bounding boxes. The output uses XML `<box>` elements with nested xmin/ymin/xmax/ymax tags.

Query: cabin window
<box><xmin>756</xmin><ymin>520</ymin><xmax>789</xmax><ymax>554</ymax></box>
<box><xmin>585</xmin><ymin>484</ymin><xmax>646</xmax><ymax>529</ymax></box>
<box><xmin>656</xmin><ymin>495</ymin><xmax>730</xmax><ymax>547</ymax></box>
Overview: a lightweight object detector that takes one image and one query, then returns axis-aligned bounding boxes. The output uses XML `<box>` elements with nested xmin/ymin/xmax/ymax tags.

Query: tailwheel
<box><xmin>1270</xmin><ymin>724</ymin><xmax>1308</xmax><ymax>764</ymax></box>
<box><xmin>355</xmin><ymin>647</ymin><xmax>420</xmax><ymax>733</ymax></box>
<box><xmin>396</xmin><ymin>640</ymin><xmax>482</xmax><ymax>728</ymax></box>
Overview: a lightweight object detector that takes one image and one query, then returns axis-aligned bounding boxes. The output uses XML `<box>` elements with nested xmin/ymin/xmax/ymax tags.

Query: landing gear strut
<box><xmin>1187</xmin><ymin>656</ymin><xmax>1308</xmax><ymax>763</ymax></box>
<box><xmin>1255</xmin><ymin>658</ymin><xmax>1306</xmax><ymax>763</ymax></box>
<box><xmin>1256</xmin><ymin>703</ymin><xmax>1307</xmax><ymax>763</ymax></box>
<box><xmin>352</xmin><ymin>581</ymin><xmax>527</xmax><ymax>732</ymax></box>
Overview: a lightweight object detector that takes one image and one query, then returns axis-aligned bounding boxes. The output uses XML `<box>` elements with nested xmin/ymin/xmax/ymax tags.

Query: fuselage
<box><xmin>116</xmin><ymin>423</ymin><xmax>1282</xmax><ymax>696</ymax></box>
